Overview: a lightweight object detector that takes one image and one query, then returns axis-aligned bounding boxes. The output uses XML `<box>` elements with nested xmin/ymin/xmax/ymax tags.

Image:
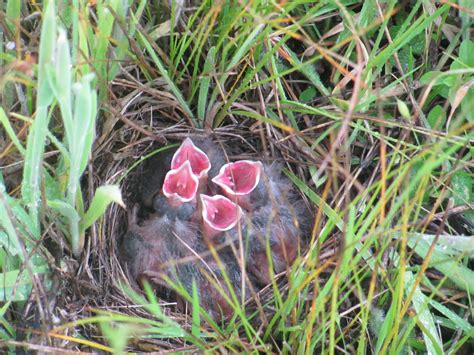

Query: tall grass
<box><xmin>1</xmin><ymin>0</ymin><xmax>123</xmax><ymax>346</ymax></box>
<box><xmin>0</xmin><ymin>0</ymin><xmax>473</xmax><ymax>353</ymax></box>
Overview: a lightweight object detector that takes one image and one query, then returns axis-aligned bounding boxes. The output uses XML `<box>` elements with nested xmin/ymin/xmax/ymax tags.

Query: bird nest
<box><xmin>64</xmin><ymin>74</ymin><xmax>335</xmax><ymax>351</ymax></box>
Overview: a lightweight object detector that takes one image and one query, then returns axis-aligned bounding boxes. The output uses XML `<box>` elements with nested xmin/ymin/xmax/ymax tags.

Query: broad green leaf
<box><xmin>5</xmin><ymin>0</ymin><xmax>21</xmax><ymax>35</ymax></box>
<box><xmin>47</xmin><ymin>199</ymin><xmax>81</xmax><ymax>254</ymax></box>
<box><xmin>458</xmin><ymin>39</ymin><xmax>474</xmax><ymax>68</ymax></box>
<box><xmin>55</xmin><ymin>27</ymin><xmax>73</xmax><ymax>148</ymax></box>
<box><xmin>460</xmin><ymin>82</ymin><xmax>474</xmax><ymax>122</ymax></box>
<box><xmin>427</xmin><ymin>105</ymin><xmax>446</xmax><ymax>129</ymax></box>
<box><xmin>0</xmin><ymin>187</ymin><xmax>22</xmax><ymax>258</ymax></box>
<box><xmin>81</xmin><ymin>185</ymin><xmax>125</xmax><ymax>231</ymax></box>
<box><xmin>451</xmin><ymin>171</ymin><xmax>472</xmax><ymax>207</ymax></box>
<box><xmin>419</xmin><ymin>71</ymin><xmax>443</xmax><ymax>85</ymax></box>
<box><xmin>397</xmin><ymin>99</ymin><xmax>411</xmax><ymax>120</ymax></box>
<box><xmin>0</xmin><ymin>267</ymin><xmax>48</xmax><ymax>302</ymax></box>
<box><xmin>299</xmin><ymin>87</ymin><xmax>317</xmax><ymax>103</ymax></box>
<box><xmin>414</xmin><ymin>234</ymin><xmax>474</xmax><ymax>255</ymax></box>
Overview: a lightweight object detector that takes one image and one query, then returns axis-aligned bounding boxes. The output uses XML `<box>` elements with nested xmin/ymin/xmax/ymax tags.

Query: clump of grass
<box><xmin>0</xmin><ymin>0</ymin><xmax>473</xmax><ymax>353</ymax></box>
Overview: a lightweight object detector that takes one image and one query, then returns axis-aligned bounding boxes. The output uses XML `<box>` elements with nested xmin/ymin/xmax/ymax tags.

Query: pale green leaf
<box><xmin>81</xmin><ymin>185</ymin><xmax>125</xmax><ymax>231</ymax></box>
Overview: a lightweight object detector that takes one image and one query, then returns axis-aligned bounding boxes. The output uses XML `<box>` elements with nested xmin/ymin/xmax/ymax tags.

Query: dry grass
<box><xmin>0</xmin><ymin>1</ymin><xmax>472</xmax><ymax>353</ymax></box>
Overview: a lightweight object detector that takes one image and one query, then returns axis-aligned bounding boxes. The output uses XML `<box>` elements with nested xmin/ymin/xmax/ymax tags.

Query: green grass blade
<box><xmin>225</xmin><ymin>23</ymin><xmax>264</xmax><ymax>72</ymax></box>
<box><xmin>405</xmin><ymin>233</ymin><xmax>474</xmax><ymax>295</ymax></box>
<box><xmin>197</xmin><ymin>46</ymin><xmax>216</xmax><ymax>122</ymax></box>
<box><xmin>21</xmin><ymin>0</ymin><xmax>56</xmax><ymax>226</ymax></box>
<box><xmin>369</xmin><ymin>4</ymin><xmax>449</xmax><ymax>71</ymax></box>
<box><xmin>54</xmin><ymin>28</ymin><xmax>73</xmax><ymax>148</ymax></box>
<box><xmin>137</xmin><ymin>29</ymin><xmax>194</xmax><ymax>120</ymax></box>
<box><xmin>404</xmin><ymin>271</ymin><xmax>443</xmax><ymax>354</ymax></box>
<box><xmin>429</xmin><ymin>299</ymin><xmax>472</xmax><ymax>334</ymax></box>
<box><xmin>0</xmin><ymin>108</ymin><xmax>25</xmax><ymax>156</ymax></box>
<box><xmin>0</xmin><ymin>186</ymin><xmax>23</xmax><ymax>258</ymax></box>
<box><xmin>5</xmin><ymin>0</ymin><xmax>21</xmax><ymax>35</ymax></box>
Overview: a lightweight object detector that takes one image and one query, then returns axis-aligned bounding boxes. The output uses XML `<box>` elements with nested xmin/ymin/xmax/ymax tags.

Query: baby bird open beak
<box><xmin>171</xmin><ymin>137</ymin><xmax>211</xmax><ymax>179</ymax></box>
<box><xmin>211</xmin><ymin>160</ymin><xmax>263</xmax><ymax>210</ymax></box>
<box><xmin>200</xmin><ymin>194</ymin><xmax>242</xmax><ymax>242</ymax></box>
<box><xmin>163</xmin><ymin>160</ymin><xmax>199</xmax><ymax>207</ymax></box>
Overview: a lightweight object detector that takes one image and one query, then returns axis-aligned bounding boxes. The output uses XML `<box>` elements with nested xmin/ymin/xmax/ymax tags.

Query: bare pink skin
<box><xmin>211</xmin><ymin>160</ymin><xmax>262</xmax><ymax>210</ymax></box>
<box><xmin>171</xmin><ymin>138</ymin><xmax>211</xmax><ymax>179</ymax></box>
<box><xmin>163</xmin><ymin>160</ymin><xmax>199</xmax><ymax>207</ymax></box>
<box><xmin>200</xmin><ymin>194</ymin><xmax>242</xmax><ymax>242</ymax></box>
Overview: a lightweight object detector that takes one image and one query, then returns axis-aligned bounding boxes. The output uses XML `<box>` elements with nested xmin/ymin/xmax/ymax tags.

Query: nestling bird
<box><xmin>121</xmin><ymin>204</ymin><xmax>247</xmax><ymax>320</ymax></box>
<box><xmin>212</xmin><ymin>160</ymin><xmax>295</xmax><ymax>211</ymax></box>
<box><xmin>211</xmin><ymin>160</ymin><xmax>263</xmax><ymax>211</ymax></box>
<box><xmin>153</xmin><ymin>193</ymin><xmax>195</xmax><ymax>222</ymax></box>
<box><xmin>215</xmin><ymin>161</ymin><xmax>312</xmax><ymax>286</ymax></box>
<box><xmin>140</xmin><ymin>136</ymin><xmax>227</xmax><ymax>209</ymax></box>
<box><xmin>119</xmin><ymin>204</ymin><xmax>200</xmax><ymax>288</ymax></box>
<box><xmin>122</xmin><ymin>141</ymin><xmax>247</xmax><ymax>320</ymax></box>
<box><xmin>238</xmin><ymin>202</ymin><xmax>306</xmax><ymax>286</ymax></box>
<box><xmin>170</xmin><ymin>137</ymin><xmax>211</xmax><ymax>179</ymax></box>
<box><xmin>122</xmin><ymin>151</ymin><xmax>203</xmax><ymax>291</ymax></box>
<box><xmin>172</xmin><ymin>246</ymin><xmax>249</xmax><ymax>320</ymax></box>
<box><xmin>127</xmin><ymin>136</ymin><xmax>312</xmax><ymax>314</ymax></box>
<box><xmin>200</xmin><ymin>193</ymin><xmax>242</xmax><ymax>244</ymax></box>
<box><xmin>162</xmin><ymin>160</ymin><xmax>199</xmax><ymax>206</ymax></box>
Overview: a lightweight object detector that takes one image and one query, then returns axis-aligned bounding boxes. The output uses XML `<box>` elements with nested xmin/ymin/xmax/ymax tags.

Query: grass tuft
<box><xmin>0</xmin><ymin>0</ymin><xmax>473</xmax><ymax>353</ymax></box>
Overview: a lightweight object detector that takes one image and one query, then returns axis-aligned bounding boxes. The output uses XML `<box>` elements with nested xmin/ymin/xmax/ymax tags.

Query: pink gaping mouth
<box><xmin>200</xmin><ymin>194</ymin><xmax>242</xmax><ymax>231</ymax></box>
<box><xmin>163</xmin><ymin>160</ymin><xmax>199</xmax><ymax>203</ymax></box>
<box><xmin>212</xmin><ymin>160</ymin><xmax>263</xmax><ymax>196</ymax></box>
<box><xmin>171</xmin><ymin>138</ymin><xmax>211</xmax><ymax>179</ymax></box>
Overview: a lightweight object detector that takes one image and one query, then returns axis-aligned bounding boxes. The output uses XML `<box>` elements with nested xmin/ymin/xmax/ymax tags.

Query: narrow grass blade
<box><xmin>404</xmin><ymin>271</ymin><xmax>443</xmax><ymax>355</ymax></box>
<box><xmin>21</xmin><ymin>0</ymin><xmax>56</xmax><ymax>226</ymax></box>
<box><xmin>0</xmin><ymin>301</ymin><xmax>15</xmax><ymax>339</ymax></box>
<box><xmin>429</xmin><ymin>299</ymin><xmax>472</xmax><ymax>334</ymax></box>
<box><xmin>197</xmin><ymin>46</ymin><xmax>216</xmax><ymax>122</ymax></box>
<box><xmin>137</xmin><ymin>30</ymin><xmax>193</xmax><ymax>120</ymax></box>
<box><xmin>405</xmin><ymin>233</ymin><xmax>474</xmax><ymax>295</ymax></box>
<box><xmin>54</xmin><ymin>28</ymin><xmax>73</xmax><ymax>147</ymax></box>
<box><xmin>94</xmin><ymin>0</ymin><xmax>120</xmax><ymax>98</ymax></box>
<box><xmin>369</xmin><ymin>4</ymin><xmax>449</xmax><ymax>71</ymax></box>
<box><xmin>225</xmin><ymin>23</ymin><xmax>264</xmax><ymax>72</ymax></box>
<box><xmin>0</xmin><ymin>184</ymin><xmax>23</xmax><ymax>258</ymax></box>
<box><xmin>191</xmin><ymin>280</ymin><xmax>201</xmax><ymax>338</ymax></box>
<box><xmin>0</xmin><ymin>108</ymin><xmax>25</xmax><ymax>156</ymax></box>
